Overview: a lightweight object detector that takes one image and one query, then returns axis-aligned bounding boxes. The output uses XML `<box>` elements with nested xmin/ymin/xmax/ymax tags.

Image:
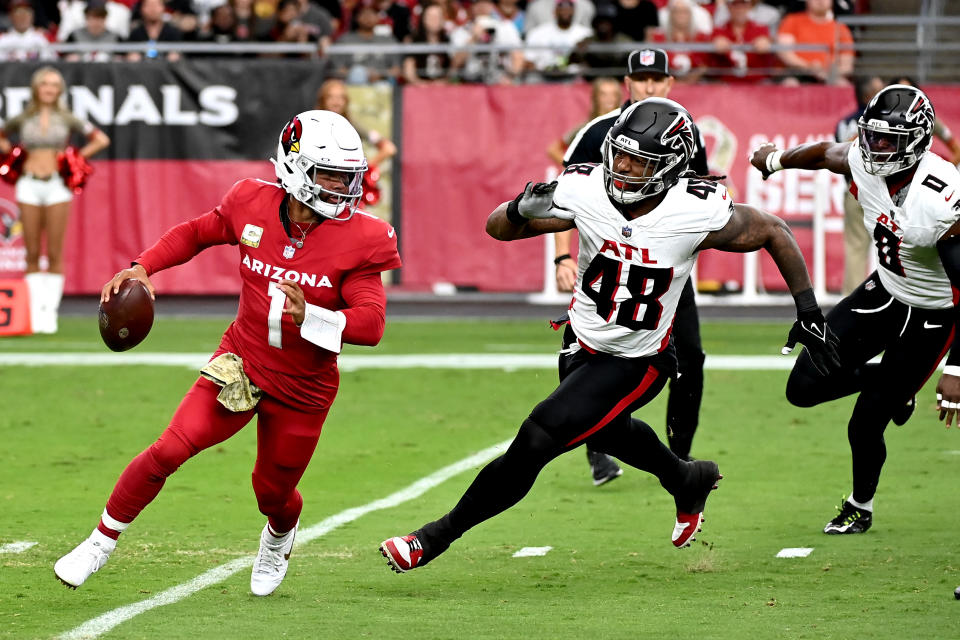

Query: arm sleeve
<box><xmin>339</xmin><ymin>269</ymin><xmax>388</xmax><ymax>346</ymax></box>
<box><xmin>135</xmin><ymin>210</ymin><xmax>236</xmax><ymax>275</ymax></box>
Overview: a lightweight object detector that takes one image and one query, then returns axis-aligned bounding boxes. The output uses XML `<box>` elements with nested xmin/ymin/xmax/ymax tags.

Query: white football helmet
<box><xmin>272</xmin><ymin>110</ymin><xmax>367</xmax><ymax>220</ymax></box>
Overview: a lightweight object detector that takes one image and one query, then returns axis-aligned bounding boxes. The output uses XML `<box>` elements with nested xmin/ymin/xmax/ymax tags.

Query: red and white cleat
<box><xmin>379</xmin><ymin>533</ymin><xmax>425</xmax><ymax>573</ymax></box>
<box><xmin>672</xmin><ymin>460</ymin><xmax>721</xmax><ymax>548</ymax></box>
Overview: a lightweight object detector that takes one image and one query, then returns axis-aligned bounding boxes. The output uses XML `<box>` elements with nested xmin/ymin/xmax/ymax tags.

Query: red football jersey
<box><xmin>136</xmin><ymin>178</ymin><xmax>402</xmax><ymax>411</ymax></box>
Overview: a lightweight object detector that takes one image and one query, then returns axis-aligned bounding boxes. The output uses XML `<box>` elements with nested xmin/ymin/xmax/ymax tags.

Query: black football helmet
<box><xmin>857</xmin><ymin>84</ymin><xmax>935</xmax><ymax>177</ymax></box>
<box><xmin>601</xmin><ymin>97</ymin><xmax>695</xmax><ymax>205</ymax></box>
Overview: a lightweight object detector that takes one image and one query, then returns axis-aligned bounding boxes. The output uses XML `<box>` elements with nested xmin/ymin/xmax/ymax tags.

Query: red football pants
<box><xmin>104</xmin><ymin>377</ymin><xmax>328</xmax><ymax>534</ymax></box>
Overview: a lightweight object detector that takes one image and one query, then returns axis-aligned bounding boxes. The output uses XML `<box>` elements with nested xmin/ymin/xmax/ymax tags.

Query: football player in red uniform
<box><xmin>54</xmin><ymin>110</ymin><xmax>401</xmax><ymax>596</ymax></box>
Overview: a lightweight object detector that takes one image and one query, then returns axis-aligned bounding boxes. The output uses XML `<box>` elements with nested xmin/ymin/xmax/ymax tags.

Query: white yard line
<box><xmin>56</xmin><ymin>437</ymin><xmax>512</xmax><ymax>640</ymax></box>
<box><xmin>0</xmin><ymin>541</ymin><xmax>37</xmax><ymax>554</ymax></box>
<box><xmin>0</xmin><ymin>352</ymin><xmax>806</xmax><ymax>370</ymax></box>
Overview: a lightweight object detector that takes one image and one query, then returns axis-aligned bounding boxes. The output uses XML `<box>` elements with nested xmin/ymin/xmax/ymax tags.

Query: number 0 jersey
<box><xmin>557</xmin><ymin>165</ymin><xmax>733</xmax><ymax>358</ymax></box>
<box><xmin>848</xmin><ymin>143</ymin><xmax>960</xmax><ymax>309</ymax></box>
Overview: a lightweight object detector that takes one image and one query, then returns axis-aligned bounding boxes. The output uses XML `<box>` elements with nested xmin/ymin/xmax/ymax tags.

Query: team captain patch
<box><xmin>240</xmin><ymin>224</ymin><xmax>263</xmax><ymax>248</ymax></box>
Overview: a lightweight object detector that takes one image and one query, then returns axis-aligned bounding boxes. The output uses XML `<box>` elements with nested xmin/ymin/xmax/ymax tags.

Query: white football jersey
<box><xmin>557</xmin><ymin>165</ymin><xmax>733</xmax><ymax>358</ymax></box>
<box><xmin>848</xmin><ymin>143</ymin><xmax>960</xmax><ymax>309</ymax></box>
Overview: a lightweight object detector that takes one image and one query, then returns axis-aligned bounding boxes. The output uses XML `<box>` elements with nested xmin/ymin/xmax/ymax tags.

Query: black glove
<box><xmin>782</xmin><ymin>307</ymin><xmax>841</xmax><ymax>376</ymax></box>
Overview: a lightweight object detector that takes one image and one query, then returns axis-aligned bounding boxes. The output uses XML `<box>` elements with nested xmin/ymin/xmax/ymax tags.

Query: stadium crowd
<box><xmin>0</xmin><ymin>0</ymin><xmax>864</xmax><ymax>84</ymax></box>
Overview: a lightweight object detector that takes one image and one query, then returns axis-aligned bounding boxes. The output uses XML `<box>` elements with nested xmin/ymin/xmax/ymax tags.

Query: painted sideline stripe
<box><xmin>57</xmin><ymin>437</ymin><xmax>512</xmax><ymax>640</ymax></box>
<box><xmin>0</xmin><ymin>352</ymin><xmax>805</xmax><ymax>370</ymax></box>
<box><xmin>0</xmin><ymin>541</ymin><xmax>37</xmax><ymax>554</ymax></box>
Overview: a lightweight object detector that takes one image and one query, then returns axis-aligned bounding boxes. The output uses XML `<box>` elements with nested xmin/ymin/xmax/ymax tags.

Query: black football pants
<box><xmin>423</xmin><ymin>329</ymin><xmax>687</xmax><ymax>546</ymax></box>
<box><xmin>785</xmin><ymin>273</ymin><xmax>953</xmax><ymax>503</ymax></box>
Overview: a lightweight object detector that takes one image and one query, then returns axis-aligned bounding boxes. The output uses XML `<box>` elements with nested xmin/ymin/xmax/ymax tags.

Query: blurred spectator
<box><xmin>313</xmin><ymin>0</ymin><xmax>341</xmax><ymax>32</ymax></box>
<box><xmin>614</xmin><ymin>0</ymin><xmax>658</xmax><ymax>42</ymax></box>
<box><xmin>892</xmin><ymin>76</ymin><xmax>960</xmax><ymax>166</ymax></box>
<box><xmin>651</xmin><ymin>0</ymin><xmax>711</xmax><ymax>82</ymax></box>
<box><xmin>315</xmin><ymin>77</ymin><xmax>396</xmax><ymax>168</ymax></box>
<box><xmin>712</xmin><ymin>0</ymin><xmax>780</xmax><ymax>34</ymax></box>
<box><xmin>770</xmin><ymin>0</ymin><xmax>856</xmax><ymax>17</ymax></box>
<box><xmin>834</xmin><ymin>74</ymin><xmax>884</xmax><ymax>294</ymax></box>
<box><xmin>126</xmin><ymin>0</ymin><xmax>184</xmax><ymax>60</ymax></box>
<box><xmin>402</xmin><ymin>3</ymin><xmax>452</xmax><ymax>85</ymax></box>
<box><xmin>264</xmin><ymin>0</ymin><xmax>318</xmax><ymax>56</ymax></box>
<box><xmin>230</xmin><ymin>0</ymin><xmax>271</xmax><ymax>40</ymax></box>
<box><xmin>495</xmin><ymin>0</ymin><xmax>523</xmax><ymax>34</ymax></box>
<box><xmin>776</xmin><ymin>0</ymin><xmax>853</xmax><ymax>85</ymax></box>
<box><xmin>58</xmin><ymin>0</ymin><xmax>132</xmax><ymax>40</ymax></box>
<box><xmin>523</xmin><ymin>0</ymin><xmax>592</xmax><ymax>80</ymax></box>
<box><xmin>333</xmin><ymin>0</ymin><xmax>400</xmax><ymax>83</ymax></box>
<box><xmin>0</xmin><ymin>0</ymin><xmax>56</xmax><ymax>60</ymax></box>
<box><xmin>710</xmin><ymin>0</ymin><xmax>773</xmax><ymax>82</ymax></box>
<box><xmin>195</xmin><ymin>1</ymin><xmax>239</xmax><ymax>48</ymax></box>
<box><xmin>524</xmin><ymin>0</ymin><xmax>592</xmax><ymax>35</ymax></box>
<box><xmin>546</xmin><ymin>76</ymin><xmax>621</xmax><ymax>166</ymax></box>
<box><xmin>294</xmin><ymin>0</ymin><xmax>335</xmax><ymax>50</ymax></box>
<box><xmin>128</xmin><ymin>0</ymin><xmax>200</xmax><ymax>38</ymax></box>
<box><xmin>372</xmin><ymin>0</ymin><xmax>411</xmax><ymax>43</ymax></box>
<box><xmin>450</xmin><ymin>0</ymin><xmax>522</xmax><ymax>84</ymax></box>
<box><xmin>65</xmin><ymin>0</ymin><xmax>122</xmax><ymax>60</ymax></box>
<box><xmin>657</xmin><ymin>0</ymin><xmax>711</xmax><ymax>35</ymax></box>
<box><xmin>568</xmin><ymin>2</ymin><xmax>631</xmax><ymax>77</ymax></box>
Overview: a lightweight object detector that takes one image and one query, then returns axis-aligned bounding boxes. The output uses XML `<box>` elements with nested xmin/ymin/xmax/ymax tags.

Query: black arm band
<box><xmin>792</xmin><ymin>288</ymin><xmax>819</xmax><ymax>315</ymax></box>
<box><xmin>937</xmin><ymin>236</ymin><xmax>960</xmax><ymax>364</ymax></box>
<box><xmin>505</xmin><ymin>195</ymin><xmax>527</xmax><ymax>226</ymax></box>
<box><xmin>554</xmin><ymin>254</ymin><xmax>572</xmax><ymax>265</ymax></box>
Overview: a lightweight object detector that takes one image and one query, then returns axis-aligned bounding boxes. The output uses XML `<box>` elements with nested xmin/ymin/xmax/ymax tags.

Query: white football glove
<box><xmin>517</xmin><ymin>181</ymin><xmax>574</xmax><ymax>220</ymax></box>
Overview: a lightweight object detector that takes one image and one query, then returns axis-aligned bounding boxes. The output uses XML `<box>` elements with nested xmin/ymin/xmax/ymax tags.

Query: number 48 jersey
<box><xmin>557</xmin><ymin>164</ymin><xmax>733</xmax><ymax>358</ymax></box>
<box><xmin>848</xmin><ymin>143</ymin><xmax>960</xmax><ymax>309</ymax></box>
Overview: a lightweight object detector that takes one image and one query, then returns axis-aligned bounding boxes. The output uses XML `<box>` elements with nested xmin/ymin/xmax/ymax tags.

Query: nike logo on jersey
<box><xmin>947</xmin><ymin>191</ymin><xmax>955</xmax><ymax>202</ymax></box>
<box><xmin>924</xmin><ymin>321</ymin><xmax>943</xmax><ymax>329</ymax></box>
<box><xmin>388</xmin><ymin>227</ymin><xmax>395</xmax><ymax>238</ymax></box>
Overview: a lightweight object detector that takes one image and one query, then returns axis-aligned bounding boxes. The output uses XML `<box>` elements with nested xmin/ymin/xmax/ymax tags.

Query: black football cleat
<box><xmin>824</xmin><ymin>499</ymin><xmax>872</xmax><ymax>534</ymax></box>
<box><xmin>587</xmin><ymin>450</ymin><xmax>623</xmax><ymax>486</ymax></box>
<box><xmin>672</xmin><ymin>460</ymin><xmax>721</xmax><ymax>548</ymax></box>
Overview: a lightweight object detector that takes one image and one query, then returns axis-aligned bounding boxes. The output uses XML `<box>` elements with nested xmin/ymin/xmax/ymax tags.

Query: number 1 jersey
<box><xmin>136</xmin><ymin>178</ymin><xmax>401</xmax><ymax>411</ymax></box>
<box><xmin>557</xmin><ymin>165</ymin><xmax>732</xmax><ymax>358</ymax></box>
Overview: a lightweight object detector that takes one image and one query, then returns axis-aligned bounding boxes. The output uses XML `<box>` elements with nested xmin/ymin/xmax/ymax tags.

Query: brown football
<box><xmin>98</xmin><ymin>278</ymin><xmax>154</xmax><ymax>352</ymax></box>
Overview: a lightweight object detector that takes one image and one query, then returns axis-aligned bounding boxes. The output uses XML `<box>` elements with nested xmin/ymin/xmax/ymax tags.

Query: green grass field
<box><xmin>1</xmin><ymin>317</ymin><xmax>957</xmax><ymax>639</ymax></box>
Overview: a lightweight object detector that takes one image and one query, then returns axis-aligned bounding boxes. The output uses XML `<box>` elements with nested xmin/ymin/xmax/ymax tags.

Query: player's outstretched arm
<box><xmin>486</xmin><ymin>181</ymin><xmax>576</xmax><ymax>241</ymax></box>
<box><xmin>935</xmin><ymin>224</ymin><xmax>960</xmax><ymax>426</ymax></box>
<box><xmin>750</xmin><ymin>141</ymin><xmax>853</xmax><ymax>180</ymax></box>
<box><xmin>700</xmin><ymin>203</ymin><xmax>841</xmax><ymax>375</ymax></box>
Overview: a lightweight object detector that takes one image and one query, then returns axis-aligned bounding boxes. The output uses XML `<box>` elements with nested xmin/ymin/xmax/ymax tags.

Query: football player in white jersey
<box><xmin>378</xmin><ymin>98</ymin><xmax>839</xmax><ymax>574</ymax></box>
<box><xmin>751</xmin><ymin>83</ymin><xmax>960</xmax><ymax>535</ymax></box>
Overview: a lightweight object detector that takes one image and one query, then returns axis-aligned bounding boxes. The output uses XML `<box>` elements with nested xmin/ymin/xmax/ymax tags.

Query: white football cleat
<box><xmin>54</xmin><ymin>536</ymin><xmax>113</xmax><ymax>589</ymax></box>
<box><xmin>250</xmin><ymin>521</ymin><xmax>297</xmax><ymax>596</ymax></box>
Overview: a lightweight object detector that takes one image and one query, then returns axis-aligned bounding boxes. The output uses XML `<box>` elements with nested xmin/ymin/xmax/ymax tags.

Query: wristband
<box><xmin>765</xmin><ymin>150</ymin><xmax>784</xmax><ymax>173</ymax></box>
<box><xmin>506</xmin><ymin>196</ymin><xmax>527</xmax><ymax>226</ymax></box>
<box><xmin>554</xmin><ymin>254</ymin><xmax>572</xmax><ymax>266</ymax></box>
<box><xmin>300</xmin><ymin>303</ymin><xmax>346</xmax><ymax>354</ymax></box>
<box><xmin>792</xmin><ymin>288</ymin><xmax>819</xmax><ymax>315</ymax></box>
<box><xmin>944</xmin><ymin>365</ymin><xmax>960</xmax><ymax>377</ymax></box>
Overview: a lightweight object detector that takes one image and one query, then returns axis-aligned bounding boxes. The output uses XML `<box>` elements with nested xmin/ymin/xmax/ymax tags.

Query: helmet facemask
<box><xmin>290</xmin><ymin>154</ymin><xmax>365</xmax><ymax>220</ymax></box>
<box><xmin>602</xmin><ymin>132</ymin><xmax>683</xmax><ymax>204</ymax></box>
<box><xmin>857</xmin><ymin>118</ymin><xmax>925</xmax><ymax>177</ymax></box>
<box><xmin>272</xmin><ymin>111</ymin><xmax>368</xmax><ymax>221</ymax></box>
